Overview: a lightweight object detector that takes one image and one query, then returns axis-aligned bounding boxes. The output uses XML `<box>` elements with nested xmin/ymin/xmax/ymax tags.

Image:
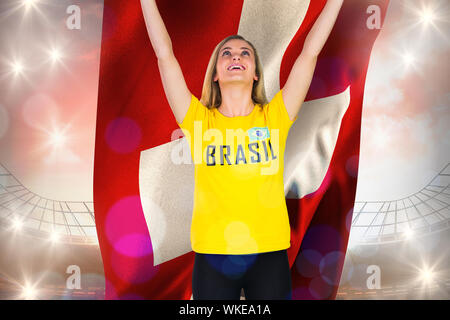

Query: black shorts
<box><xmin>192</xmin><ymin>249</ymin><xmax>292</xmax><ymax>300</ymax></box>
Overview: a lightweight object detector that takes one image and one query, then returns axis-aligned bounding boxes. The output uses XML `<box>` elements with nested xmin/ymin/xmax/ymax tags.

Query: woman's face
<box><xmin>213</xmin><ymin>39</ymin><xmax>259</xmax><ymax>85</ymax></box>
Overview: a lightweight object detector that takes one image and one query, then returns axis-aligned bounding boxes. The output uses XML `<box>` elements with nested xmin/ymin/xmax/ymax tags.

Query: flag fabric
<box><xmin>94</xmin><ymin>0</ymin><xmax>390</xmax><ymax>299</ymax></box>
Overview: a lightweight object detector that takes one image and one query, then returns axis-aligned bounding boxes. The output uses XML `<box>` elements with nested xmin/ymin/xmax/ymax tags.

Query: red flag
<box><xmin>282</xmin><ymin>0</ymin><xmax>390</xmax><ymax>299</ymax></box>
<box><xmin>94</xmin><ymin>0</ymin><xmax>389</xmax><ymax>299</ymax></box>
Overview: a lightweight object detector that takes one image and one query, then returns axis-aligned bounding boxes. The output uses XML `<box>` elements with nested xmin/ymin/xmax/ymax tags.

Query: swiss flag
<box><xmin>94</xmin><ymin>0</ymin><xmax>390</xmax><ymax>299</ymax></box>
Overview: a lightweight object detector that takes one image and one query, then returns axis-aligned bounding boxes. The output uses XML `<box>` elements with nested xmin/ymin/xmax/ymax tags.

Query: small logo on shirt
<box><xmin>248</xmin><ymin>127</ymin><xmax>270</xmax><ymax>142</ymax></box>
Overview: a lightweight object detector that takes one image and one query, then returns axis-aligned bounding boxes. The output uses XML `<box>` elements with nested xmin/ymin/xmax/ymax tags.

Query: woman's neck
<box><xmin>217</xmin><ymin>83</ymin><xmax>255</xmax><ymax>117</ymax></box>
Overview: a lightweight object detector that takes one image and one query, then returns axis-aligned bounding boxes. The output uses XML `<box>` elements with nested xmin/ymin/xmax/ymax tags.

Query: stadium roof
<box><xmin>0</xmin><ymin>162</ymin><xmax>449</xmax><ymax>245</ymax></box>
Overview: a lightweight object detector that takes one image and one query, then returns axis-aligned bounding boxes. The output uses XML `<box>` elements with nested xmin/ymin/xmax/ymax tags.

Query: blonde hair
<box><xmin>200</xmin><ymin>35</ymin><xmax>268</xmax><ymax>109</ymax></box>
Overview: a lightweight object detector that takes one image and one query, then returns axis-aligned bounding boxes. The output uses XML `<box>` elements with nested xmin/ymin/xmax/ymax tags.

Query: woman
<box><xmin>141</xmin><ymin>0</ymin><xmax>344</xmax><ymax>300</ymax></box>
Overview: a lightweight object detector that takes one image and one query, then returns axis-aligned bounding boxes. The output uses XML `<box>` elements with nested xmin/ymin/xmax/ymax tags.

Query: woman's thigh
<box><xmin>192</xmin><ymin>253</ymin><xmax>243</xmax><ymax>300</ymax></box>
<box><xmin>243</xmin><ymin>249</ymin><xmax>292</xmax><ymax>300</ymax></box>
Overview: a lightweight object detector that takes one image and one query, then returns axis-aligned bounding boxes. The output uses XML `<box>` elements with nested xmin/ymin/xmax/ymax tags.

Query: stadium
<box><xmin>0</xmin><ymin>162</ymin><xmax>448</xmax><ymax>300</ymax></box>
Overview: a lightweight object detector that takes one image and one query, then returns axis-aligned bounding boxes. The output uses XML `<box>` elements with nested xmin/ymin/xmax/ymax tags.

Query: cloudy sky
<box><xmin>358</xmin><ymin>0</ymin><xmax>449</xmax><ymax>200</ymax></box>
<box><xmin>0</xmin><ymin>0</ymin><xmax>448</xmax><ymax>202</ymax></box>
<box><xmin>0</xmin><ymin>0</ymin><xmax>102</xmax><ymax>200</ymax></box>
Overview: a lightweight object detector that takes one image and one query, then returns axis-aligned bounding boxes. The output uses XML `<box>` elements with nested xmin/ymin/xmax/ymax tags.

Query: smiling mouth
<box><xmin>227</xmin><ymin>64</ymin><xmax>246</xmax><ymax>71</ymax></box>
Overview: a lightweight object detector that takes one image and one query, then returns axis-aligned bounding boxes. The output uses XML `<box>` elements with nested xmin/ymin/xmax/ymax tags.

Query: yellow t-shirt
<box><xmin>176</xmin><ymin>90</ymin><xmax>297</xmax><ymax>254</ymax></box>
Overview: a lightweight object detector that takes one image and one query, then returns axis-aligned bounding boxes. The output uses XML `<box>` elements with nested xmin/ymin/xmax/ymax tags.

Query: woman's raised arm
<box><xmin>140</xmin><ymin>0</ymin><xmax>192</xmax><ymax>124</ymax></box>
<box><xmin>282</xmin><ymin>0</ymin><xmax>344</xmax><ymax>121</ymax></box>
